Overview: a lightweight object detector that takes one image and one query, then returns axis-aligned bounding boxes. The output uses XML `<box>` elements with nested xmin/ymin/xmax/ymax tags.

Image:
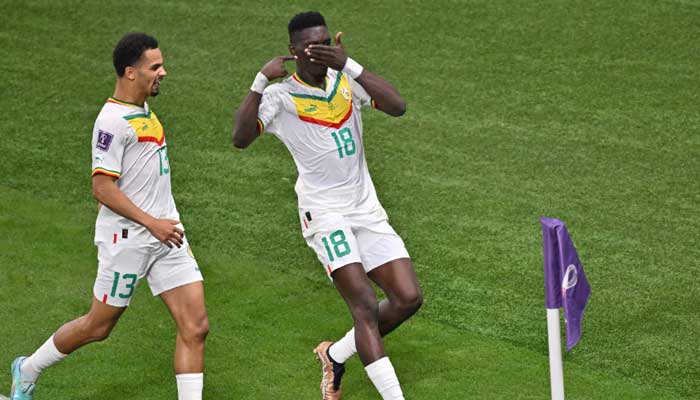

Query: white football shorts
<box><xmin>302</xmin><ymin>211</ymin><xmax>410</xmax><ymax>279</ymax></box>
<box><xmin>93</xmin><ymin>236</ymin><xmax>203</xmax><ymax>307</ymax></box>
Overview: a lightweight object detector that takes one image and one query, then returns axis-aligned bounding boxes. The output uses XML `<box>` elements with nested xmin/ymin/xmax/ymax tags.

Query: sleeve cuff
<box><xmin>92</xmin><ymin>168</ymin><xmax>121</xmax><ymax>178</ymax></box>
<box><xmin>256</xmin><ymin>118</ymin><xmax>265</xmax><ymax>136</ymax></box>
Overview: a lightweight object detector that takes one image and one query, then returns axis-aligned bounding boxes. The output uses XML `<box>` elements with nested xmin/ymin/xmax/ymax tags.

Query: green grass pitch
<box><xmin>1</xmin><ymin>0</ymin><xmax>698</xmax><ymax>398</ymax></box>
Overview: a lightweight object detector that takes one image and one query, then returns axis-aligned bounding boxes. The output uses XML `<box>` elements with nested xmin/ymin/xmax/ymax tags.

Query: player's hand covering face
<box><xmin>305</xmin><ymin>32</ymin><xmax>348</xmax><ymax>71</ymax></box>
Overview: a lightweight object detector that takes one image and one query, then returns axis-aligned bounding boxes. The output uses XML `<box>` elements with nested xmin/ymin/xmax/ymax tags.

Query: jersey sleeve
<box><xmin>91</xmin><ymin>117</ymin><xmax>131</xmax><ymax>179</ymax></box>
<box><xmin>348</xmin><ymin>76</ymin><xmax>376</xmax><ymax>109</ymax></box>
<box><xmin>257</xmin><ymin>85</ymin><xmax>282</xmax><ymax>135</ymax></box>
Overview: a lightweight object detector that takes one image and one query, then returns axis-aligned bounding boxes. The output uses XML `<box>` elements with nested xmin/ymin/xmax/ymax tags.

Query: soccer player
<box><xmin>8</xmin><ymin>33</ymin><xmax>208</xmax><ymax>400</ymax></box>
<box><xmin>233</xmin><ymin>11</ymin><xmax>422</xmax><ymax>400</ymax></box>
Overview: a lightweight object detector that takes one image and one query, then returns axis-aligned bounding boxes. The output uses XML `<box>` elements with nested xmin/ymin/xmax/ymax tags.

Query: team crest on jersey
<box><xmin>96</xmin><ymin>130</ymin><xmax>113</xmax><ymax>151</ymax></box>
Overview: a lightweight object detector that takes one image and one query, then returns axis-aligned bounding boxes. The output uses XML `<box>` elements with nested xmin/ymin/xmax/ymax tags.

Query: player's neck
<box><xmin>296</xmin><ymin>69</ymin><xmax>326</xmax><ymax>89</ymax></box>
<box><xmin>113</xmin><ymin>82</ymin><xmax>146</xmax><ymax>107</ymax></box>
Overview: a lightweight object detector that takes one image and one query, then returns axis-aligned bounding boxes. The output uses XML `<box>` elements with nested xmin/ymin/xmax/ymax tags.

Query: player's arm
<box><xmin>305</xmin><ymin>32</ymin><xmax>406</xmax><ymax>117</ymax></box>
<box><xmin>232</xmin><ymin>55</ymin><xmax>296</xmax><ymax>149</ymax></box>
<box><xmin>92</xmin><ymin>174</ymin><xmax>184</xmax><ymax>248</ymax></box>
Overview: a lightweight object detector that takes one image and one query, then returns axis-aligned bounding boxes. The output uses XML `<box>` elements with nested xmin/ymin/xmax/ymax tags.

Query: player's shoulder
<box><xmin>264</xmin><ymin>78</ymin><xmax>293</xmax><ymax>96</ymax></box>
<box><xmin>95</xmin><ymin>100</ymin><xmax>136</xmax><ymax>133</ymax></box>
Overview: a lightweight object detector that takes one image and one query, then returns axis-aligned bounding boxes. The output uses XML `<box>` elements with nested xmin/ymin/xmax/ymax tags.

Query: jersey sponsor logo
<box><xmin>96</xmin><ymin>130</ymin><xmax>114</xmax><ymax>151</ymax></box>
<box><xmin>289</xmin><ymin>73</ymin><xmax>353</xmax><ymax>128</ymax></box>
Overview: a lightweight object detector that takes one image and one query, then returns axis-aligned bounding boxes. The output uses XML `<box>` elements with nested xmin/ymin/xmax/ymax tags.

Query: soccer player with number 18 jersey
<box><xmin>233</xmin><ymin>11</ymin><xmax>423</xmax><ymax>400</ymax></box>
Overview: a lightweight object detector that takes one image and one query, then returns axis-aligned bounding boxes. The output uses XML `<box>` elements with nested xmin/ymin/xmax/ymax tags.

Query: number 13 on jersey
<box><xmin>157</xmin><ymin>146</ymin><xmax>170</xmax><ymax>176</ymax></box>
<box><xmin>331</xmin><ymin>127</ymin><xmax>356</xmax><ymax>159</ymax></box>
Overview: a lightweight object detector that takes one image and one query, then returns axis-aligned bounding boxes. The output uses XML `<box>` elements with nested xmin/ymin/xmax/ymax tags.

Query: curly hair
<box><xmin>113</xmin><ymin>33</ymin><xmax>158</xmax><ymax>77</ymax></box>
<box><xmin>288</xmin><ymin>11</ymin><xmax>326</xmax><ymax>42</ymax></box>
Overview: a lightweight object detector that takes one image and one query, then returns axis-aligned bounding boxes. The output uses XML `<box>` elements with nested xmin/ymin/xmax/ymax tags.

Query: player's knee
<box><xmin>350</xmin><ymin>298</ymin><xmax>380</xmax><ymax>325</ymax></box>
<box><xmin>83</xmin><ymin>319</ymin><xmax>117</xmax><ymax>342</ymax></box>
<box><xmin>93</xmin><ymin>325</ymin><xmax>114</xmax><ymax>342</ymax></box>
<box><xmin>397</xmin><ymin>289</ymin><xmax>423</xmax><ymax>317</ymax></box>
<box><xmin>180</xmin><ymin>316</ymin><xmax>209</xmax><ymax>344</ymax></box>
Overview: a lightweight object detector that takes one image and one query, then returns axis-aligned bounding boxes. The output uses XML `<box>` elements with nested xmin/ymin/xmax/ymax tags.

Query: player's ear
<box><xmin>124</xmin><ymin>66</ymin><xmax>136</xmax><ymax>81</ymax></box>
<box><xmin>288</xmin><ymin>44</ymin><xmax>296</xmax><ymax>56</ymax></box>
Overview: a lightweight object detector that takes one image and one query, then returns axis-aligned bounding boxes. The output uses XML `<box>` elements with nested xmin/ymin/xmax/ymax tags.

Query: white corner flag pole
<box><xmin>547</xmin><ymin>308</ymin><xmax>565</xmax><ymax>400</ymax></box>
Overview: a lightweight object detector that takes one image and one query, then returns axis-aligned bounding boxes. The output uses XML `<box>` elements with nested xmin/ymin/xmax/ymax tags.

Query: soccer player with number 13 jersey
<box><xmin>8</xmin><ymin>33</ymin><xmax>208</xmax><ymax>400</ymax></box>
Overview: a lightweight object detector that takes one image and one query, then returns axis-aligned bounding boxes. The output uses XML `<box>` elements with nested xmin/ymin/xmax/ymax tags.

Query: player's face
<box><xmin>290</xmin><ymin>26</ymin><xmax>331</xmax><ymax>77</ymax></box>
<box><xmin>132</xmin><ymin>48</ymin><xmax>167</xmax><ymax>97</ymax></box>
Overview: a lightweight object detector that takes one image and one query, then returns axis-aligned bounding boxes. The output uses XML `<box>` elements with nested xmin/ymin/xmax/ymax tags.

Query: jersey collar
<box><xmin>292</xmin><ymin>73</ymin><xmax>329</xmax><ymax>91</ymax></box>
<box><xmin>107</xmin><ymin>97</ymin><xmax>145</xmax><ymax>109</ymax></box>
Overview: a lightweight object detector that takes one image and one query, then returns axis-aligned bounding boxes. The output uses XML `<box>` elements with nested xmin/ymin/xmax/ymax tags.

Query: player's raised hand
<box><xmin>305</xmin><ymin>31</ymin><xmax>348</xmax><ymax>71</ymax></box>
<box><xmin>261</xmin><ymin>55</ymin><xmax>297</xmax><ymax>80</ymax></box>
<box><xmin>148</xmin><ymin>218</ymin><xmax>184</xmax><ymax>248</ymax></box>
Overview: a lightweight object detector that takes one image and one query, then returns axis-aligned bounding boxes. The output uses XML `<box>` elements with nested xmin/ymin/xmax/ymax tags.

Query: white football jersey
<box><xmin>257</xmin><ymin>69</ymin><xmax>388</xmax><ymax>223</ymax></box>
<box><xmin>91</xmin><ymin>97</ymin><xmax>181</xmax><ymax>245</ymax></box>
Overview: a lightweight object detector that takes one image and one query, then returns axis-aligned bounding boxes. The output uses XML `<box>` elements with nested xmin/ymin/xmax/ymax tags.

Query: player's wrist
<box><xmin>141</xmin><ymin>214</ymin><xmax>158</xmax><ymax>230</ymax></box>
<box><xmin>342</xmin><ymin>57</ymin><xmax>364</xmax><ymax>79</ymax></box>
<box><xmin>251</xmin><ymin>72</ymin><xmax>269</xmax><ymax>94</ymax></box>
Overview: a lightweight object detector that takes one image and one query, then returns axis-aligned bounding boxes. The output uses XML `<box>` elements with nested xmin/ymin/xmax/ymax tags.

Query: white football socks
<box><xmin>21</xmin><ymin>335</ymin><xmax>67</xmax><ymax>383</ymax></box>
<box><xmin>176</xmin><ymin>373</ymin><xmax>203</xmax><ymax>400</ymax></box>
<box><xmin>365</xmin><ymin>357</ymin><xmax>405</xmax><ymax>400</ymax></box>
<box><xmin>328</xmin><ymin>328</ymin><xmax>356</xmax><ymax>364</ymax></box>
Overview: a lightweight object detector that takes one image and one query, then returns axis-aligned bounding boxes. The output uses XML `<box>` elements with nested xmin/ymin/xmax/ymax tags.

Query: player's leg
<box><xmin>331</xmin><ymin>264</ymin><xmax>405</xmax><ymax>400</ymax></box>
<box><xmin>332</xmin><ymin>263</ymin><xmax>385</xmax><ymax>365</ymax></box>
<box><xmin>160</xmin><ymin>282</ymin><xmax>208</xmax><ymax>400</ymax></box>
<box><xmin>369</xmin><ymin>257</ymin><xmax>423</xmax><ymax>336</ymax></box>
<box><xmin>306</xmin><ymin>221</ymin><xmax>404</xmax><ymax>400</ymax></box>
<box><xmin>10</xmin><ymin>298</ymin><xmax>126</xmax><ymax>400</ymax></box>
<box><xmin>328</xmin><ymin>224</ymin><xmax>421</xmax><ymax>364</ymax></box>
<box><xmin>53</xmin><ymin>297</ymin><xmax>127</xmax><ymax>353</ymax></box>
<box><xmin>10</xmin><ymin>243</ymin><xmax>144</xmax><ymax>399</ymax></box>
<box><xmin>160</xmin><ymin>282</ymin><xmax>209</xmax><ymax>372</ymax></box>
<box><xmin>305</xmin><ymin>218</ymin><xmax>403</xmax><ymax>398</ymax></box>
<box><xmin>327</xmin><ymin>258</ymin><xmax>422</xmax><ymax>366</ymax></box>
<box><xmin>149</xmin><ymin>240</ymin><xmax>207</xmax><ymax>400</ymax></box>
<box><xmin>305</xmin><ymin>222</ymin><xmax>368</xmax><ymax>399</ymax></box>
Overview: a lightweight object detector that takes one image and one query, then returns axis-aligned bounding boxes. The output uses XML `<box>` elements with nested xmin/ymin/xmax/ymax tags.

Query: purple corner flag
<box><xmin>540</xmin><ymin>217</ymin><xmax>591</xmax><ymax>351</ymax></box>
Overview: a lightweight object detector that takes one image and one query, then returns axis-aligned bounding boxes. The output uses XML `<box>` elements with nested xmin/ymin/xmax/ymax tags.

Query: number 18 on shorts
<box><xmin>308</xmin><ymin>227</ymin><xmax>362</xmax><ymax>278</ymax></box>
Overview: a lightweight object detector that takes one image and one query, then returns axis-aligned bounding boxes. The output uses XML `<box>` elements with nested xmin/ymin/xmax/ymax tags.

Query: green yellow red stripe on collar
<box><xmin>292</xmin><ymin>73</ymin><xmax>329</xmax><ymax>91</ymax></box>
<box><xmin>106</xmin><ymin>97</ymin><xmax>144</xmax><ymax>108</ymax></box>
